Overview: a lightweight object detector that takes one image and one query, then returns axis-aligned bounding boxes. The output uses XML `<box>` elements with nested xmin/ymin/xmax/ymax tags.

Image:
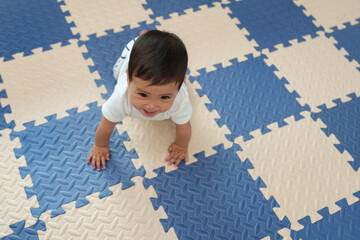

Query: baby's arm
<box><xmin>165</xmin><ymin>121</ymin><xmax>192</xmax><ymax>167</ymax></box>
<box><xmin>87</xmin><ymin>116</ymin><xmax>118</xmax><ymax>170</ymax></box>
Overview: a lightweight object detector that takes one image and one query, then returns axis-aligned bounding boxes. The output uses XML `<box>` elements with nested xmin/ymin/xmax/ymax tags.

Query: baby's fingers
<box><xmin>166</xmin><ymin>152</ymin><xmax>179</xmax><ymax>166</ymax></box>
<box><xmin>174</xmin><ymin>158</ymin><xmax>181</xmax><ymax>167</ymax></box>
<box><xmin>101</xmin><ymin>156</ymin><xmax>106</xmax><ymax>170</ymax></box>
<box><xmin>170</xmin><ymin>152</ymin><xmax>182</xmax><ymax>166</ymax></box>
<box><xmin>166</xmin><ymin>155</ymin><xmax>174</xmax><ymax>166</ymax></box>
<box><xmin>87</xmin><ymin>153</ymin><xmax>93</xmax><ymax>164</ymax></box>
<box><xmin>165</xmin><ymin>153</ymin><xmax>173</xmax><ymax>162</ymax></box>
<box><xmin>96</xmin><ymin>156</ymin><xmax>102</xmax><ymax>171</ymax></box>
<box><xmin>174</xmin><ymin>153</ymin><xmax>186</xmax><ymax>167</ymax></box>
<box><xmin>92</xmin><ymin>156</ymin><xmax>96</xmax><ymax>170</ymax></box>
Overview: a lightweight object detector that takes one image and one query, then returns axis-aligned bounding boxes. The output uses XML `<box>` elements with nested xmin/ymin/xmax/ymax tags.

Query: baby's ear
<box><xmin>126</xmin><ymin>69</ymin><xmax>130</xmax><ymax>84</ymax></box>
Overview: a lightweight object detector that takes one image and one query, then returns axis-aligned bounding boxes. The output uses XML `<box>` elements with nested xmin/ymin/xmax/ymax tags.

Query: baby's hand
<box><xmin>87</xmin><ymin>144</ymin><xmax>110</xmax><ymax>171</ymax></box>
<box><xmin>165</xmin><ymin>142</ymin><xmax>189</xmax><ymax>167</ymax></box>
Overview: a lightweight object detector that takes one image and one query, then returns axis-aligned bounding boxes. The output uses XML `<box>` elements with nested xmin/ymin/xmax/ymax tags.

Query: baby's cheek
<box><xmin>130</xmin><ymin>96</ymin><xmax>142</xmax><ymax>109</ymax></box>
<box><xmin>162</xmin><ymin>101</ymin><xmax>174</xmax><ymax>112</ymax></box>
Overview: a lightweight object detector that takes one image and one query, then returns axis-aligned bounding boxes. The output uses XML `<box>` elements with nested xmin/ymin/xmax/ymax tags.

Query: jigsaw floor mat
<box><xmin>0</xmin><ymin>0</ymin><xmax>359</xmax><ymax>239</ymax></box>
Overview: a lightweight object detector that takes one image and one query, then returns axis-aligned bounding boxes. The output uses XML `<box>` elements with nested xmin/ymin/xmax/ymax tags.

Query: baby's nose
<box><xmin>146</xmin><ymin>102</ymin><xmax>156</xmax><ymax>110</ymax></box>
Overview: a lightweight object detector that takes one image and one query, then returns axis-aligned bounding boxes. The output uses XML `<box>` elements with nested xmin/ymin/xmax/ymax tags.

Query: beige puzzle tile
<box><xmin>0</xmin><ymin>129</ymin><xmax>38</xmax><ymax>238</ymax></box>
<box><xmin>38</xmin><ymin>177</ymin><xmax>177</xmax><ymax>240</ymax></box>
<box><xmin>277</xmin><ymin>228</ymin><xmax>292</xmax><ymax>240</ymax></box>
<box><xmin>60</xmin><ymin>0</ymin><xmax>153</xmax><ymax>40</ymax></box>
<box><xmin>0</xmin><ymin>40</ymin><xmax>105</xmax><ymax>131</ymax></box>
<box><xmin>294</xmin><ymin>0</ymin><xmax>360</xmax><ymax>32</ymax></box>
<box><xmin>116</xmin><ymin>79</ymin><xmax>232</xmax><ymax>179</ymax></box>
<box><xmin>261</xmin><ymin>228</ymin><xmax>292</xmax><ymax>240</ymax></box>
<box><xmin>236</xmin><ymin>112</ymin><xmax>360</xmax><ymax>231</ymax></box>
<box><xmin>156</xmin><ymin>2</ymin><xmax>260</xmax><ymax>75</ymax></box>
<box><xmin>264</xmin><ymin>33</ymin><xmax>360</xmax><ymax>113</ymax></box>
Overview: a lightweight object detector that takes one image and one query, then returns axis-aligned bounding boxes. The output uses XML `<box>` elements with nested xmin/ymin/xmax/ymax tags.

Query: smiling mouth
<box><xmin>143</xmin><ymin>109</ymin><xmax>157</xmax><ymax>117</ymax></box>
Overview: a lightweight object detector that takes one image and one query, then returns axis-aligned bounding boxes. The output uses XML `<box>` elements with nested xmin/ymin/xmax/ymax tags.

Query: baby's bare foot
<box><xmin>140</xmin><ymin>29</ymin><xmax>148</xmax><ymax>35</ymax></box>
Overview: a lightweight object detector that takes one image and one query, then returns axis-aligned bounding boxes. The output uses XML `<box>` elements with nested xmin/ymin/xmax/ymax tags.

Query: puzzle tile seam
<box><xmin>0</xmin><ymin>39</ymin><xmax>106</xmax><ymax>131</ymax></box>
<box><xmin>77</xmin><ymin>41</ymin><xmax>108</xmax><ymax>108</ymax></box>
<box><xmin>261</xmin><ymin>30</ymin><xmax>324</xmax><ymax>56</ymax></box>
<box><xmin>0</xmin><ymin>80</ymin><xmax>14</xmax><ymax>131</ymax></box>
<box><xmin>0</xmin><ymin>129</ymin><xmax>39</xmax><ymax>237</ymax></box>
<box><xmin>291</xmin><ymin>190</ymin><xmax>360</xmax><ymax>240</ymax></box>
<box><xmin>227</xmin><ymin>1</ymin><xmax>322</xmax><ymax>53</ymax></box>
<box><xmin>0</xmin><ymin>0</ymin><xmax>78</xmax><ymax>62</ymax></box>
<box><xmin>218</xmin><ymin>1</ymin><xmax>261</xmax><ymax>67</ymax></box>
<box><xmin>237</xmin><ymin>109</ymin><xmax>354</xmax><ymax>184</ymax></box>
<box><xmin>37</xmin><ymin>177</ymin><xmax>177</xmax><ymax>239</ymax></box>
<box><xmin>155</xmin><ymin>1</ymin><xmax>260</xmax><ymax>76</ymax></box>
<box><xmin>281</xmin><ymin>113</ymin><xmax>359</xmax><ymax>227</ymax></box>
<box><xmin>311</xmin><ymin>93</ymin><xmax>360</xmax><ymax>171</ymax></box>
<box><xmin>326</xmin><ymin>30</ymin><xmax>360</xmax><ymax>69</ymax></box>
<box><xmin>0</xmin><ymin>0</ymin><xmax>359</xmax><ymax>238</ymax></box>
<box><xmin>184</xmin><ymin>78</ymin><xmax>234</xmax><ymax>153</ymax></box>
<box><xmin>9</xmin><ymin>103</ymin><xmax>145</xmax><ymax>220</ymax></box>
<box><xmin>58</xmin><ymin>0</ymin><xmax>154</xmax><ymax>41</ymax></box>
<box><xmin>189</xmin><ymin>55</ymin><xmax>309</xmax><ymax>143</ymax></box>
<box><xmin>293</xmin><ymin>0</ymin><xmax>360</xmax><ymax>33</ymax></box>
<box><xmin>236</xmin><ymin>111</ymin><xmax>359</xmax><ymax>231</ymax></box>
<box><xmin>142</xmin><ymin>144</ymin><xmax>291</xmax><ymax>239</ymax></box>
<box><xmin>140</xmin><ymin>0</ymin><xmax>156</xmax><ymax>21</ymax></box>
<box><xmin>293</xmin><ymin>0</ymin><xmax>326</xmax><ymax>32</ymax></box>
<box><xmin>144</xmin><ymin>0</ymin><xmax>222</xmax><ymax>20</ymax></box>
<box><xmin>327</xmin><ymin>19</ymin><xmax>360</xmax><ymax>67</ymax></box>
<box><xmin>3</xmin><ymin>219</ymin><xmax>46</xmax><ymax>240</ymax></box>
<box><xmin>262</xmin><ymin>31</ymin><xmax>359</xmax><ymax>113</ymax></box>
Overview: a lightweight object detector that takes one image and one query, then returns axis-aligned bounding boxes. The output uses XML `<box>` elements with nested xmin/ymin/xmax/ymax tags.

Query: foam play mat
<box><xmin>1</xmin><ymin>0</ymin><xmax>360</xmax><ymax>239</ymax></box>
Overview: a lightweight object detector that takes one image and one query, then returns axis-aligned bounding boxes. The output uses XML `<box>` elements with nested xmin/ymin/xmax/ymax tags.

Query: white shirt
<box><xmin>102</xmin><ymin>38</ymin><xmax>192</xmax><ymax>125</ymax></box>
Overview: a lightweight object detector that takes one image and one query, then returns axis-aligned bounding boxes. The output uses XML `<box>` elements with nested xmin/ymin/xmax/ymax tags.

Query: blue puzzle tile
<box><xmin>10</xmin><ymin>102</ymin><xmax>145</xmax><ymax>218</ymax></box>
<box><xmin>143</xmin><ymin>145</ymin><xmax>290</xmax><ymax>240</ymax></box>
<box><xmin>189</xmin><ymin>56</ymin><xmax>310</xmax><ymax>142</ymax></box>
<box><xmin>328</xmin><ymin>20</ymin><xmax>360</xmax><ymax>68</ymax></box>
<box><xmin>0</xmin><ymin>0</ymin><xmax>76</xmax><ymax>61</ymax></box>
<box><xmin>143</xmin><ymin>0</ymin><xmax>220</xmax><ymax>19</ymax></box>
<box><xmin>292</xmin><ymin>191</ymin><xmax>360</xmax><ymax>240</ymax></box>
<box><xmin>311</xmin><ymin>93</ymin><xmax>360</xmax><ymax>171</ymax></box>
<box><xmin>0</xmin><ymin>101</ymin><xmax>14</xmax><ymax>133</ymax></box>
<box><xmin>1</xmin><ymin>220</ymin><xmax>46</xmax><ymax>240</ymax></box>
<box><xmin>81</xmin><ymin>22</ymin><xmax>159</xmax><ymax>100</ymax></box>
<box><xmin>225</xmin><ymin>0</ymin><xmax>321</xmax><ymax>51</ymax></box>
<box><xmin>0</xmin><ymin>77</ymin><xmax>15</xmax><ymax>132</ymax></box>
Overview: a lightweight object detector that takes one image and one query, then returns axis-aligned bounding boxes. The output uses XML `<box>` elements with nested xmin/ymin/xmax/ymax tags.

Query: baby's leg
<box><xmin>112</xmin><ymin>30</ymin><xmax>146</xmax><ymax>80</ymax></box>
<box><xmin>113</xmin><ymin>38</ymin><xmax>137</xmax><ymax>80</ymax></box>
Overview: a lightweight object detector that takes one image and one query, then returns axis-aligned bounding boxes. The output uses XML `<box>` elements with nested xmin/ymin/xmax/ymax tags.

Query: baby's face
<box><xmin>128</xmin><ymin>75</ymin><xmax>179</xmax><ymax>118</ymax></box>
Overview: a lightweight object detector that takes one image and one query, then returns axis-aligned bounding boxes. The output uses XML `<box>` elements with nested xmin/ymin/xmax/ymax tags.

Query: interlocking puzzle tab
<box><xmin>189</xmin><ymin>56</ymin><xmax>309</xmax><ymax>142</ymax></box>
<box><xmin>0</xmin><ymin>0</ymin><xmax>76</xmax><ymax>61</ymax></box>
<box><xmin>0</xmin><ymin>0</ymin><xmax>359</xmax><ymax>238</ymax></box>
<box><xmin>312</xmin><ymin>93</ymin><xmax>360</xmax><ymax>171</ymax></box>
<box><xmin>10</xmin><ymin>103</ymin><xmax>145</xmax><ymax>218</ymax></box>
<box><xmin>225</xmin><ymin>0</ymin><xmax>321</xmax><ymax>52</ymax></box>
<box><xmin>2</xmin><ymin>220</ymin><xmax>46</xmax><ymax>240</ymax></box>
<box><xmin>144</xmin><ymin>145</ymin><xmax>290</xmax><ymax>239</ymax></box>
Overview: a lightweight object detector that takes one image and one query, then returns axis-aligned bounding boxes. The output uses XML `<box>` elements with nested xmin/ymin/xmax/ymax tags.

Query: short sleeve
<box><xmin>101</xmin><ymin>86</ymin><xmax>126</xmax><ymax>123</ymax></box>
<box><xmin>171</xmin><ymin>89</ymin><xmax>193</xmax><ymax>125</ymax></box>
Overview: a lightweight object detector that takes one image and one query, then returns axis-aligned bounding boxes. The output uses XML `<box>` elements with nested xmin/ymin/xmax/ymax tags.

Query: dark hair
<box><xmin>128</xmin><ymin>30</ymin><xmax>188</xmax><ymax>89</ymax></box>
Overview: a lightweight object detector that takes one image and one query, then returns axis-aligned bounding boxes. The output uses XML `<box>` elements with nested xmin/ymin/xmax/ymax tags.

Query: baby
<box><xmin>87</xmin><ymin>30</ymin><xmax>192</xmax><ymax>171</ymax></box>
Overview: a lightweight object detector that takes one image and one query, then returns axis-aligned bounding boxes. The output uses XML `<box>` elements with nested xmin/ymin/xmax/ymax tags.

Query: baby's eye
<box><xmin>138</xmin><ymin>93</ymin><xmax>147</xmax><ymax>98</ymax></box>
<box><xmin>161</xmin><ymin>96</ymin><xmax>170</xmax><ymax>100</ymax></box>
